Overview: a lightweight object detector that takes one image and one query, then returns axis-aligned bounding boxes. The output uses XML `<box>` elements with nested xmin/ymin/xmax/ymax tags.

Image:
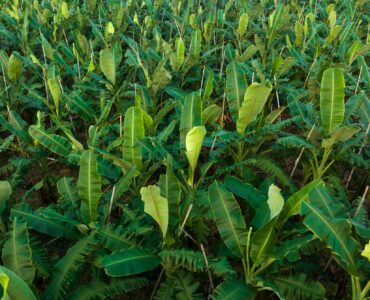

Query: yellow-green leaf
<box><xmin>140</xmin><ymin>185</ymin><xmax>168</xmax><ymax>237</ymax></box>
<box><xmin>8</xmin><ymin>53</ymin><xmax>22</xmax><ymax>82</ymax></box>
<box><xmin>237</xmin><ymin>83</ymin><xmax>272</xmax><ymax>134</ymax></box>
<box><xmin>267</xmin><ymin>184</ymin><xmax>284</xmax><ymax>220</ymax></box>
<box><xmin>100</xmin><ymin>48</ymin><xmax>115</xmax><ymax>84</ymax></box>
<box><xmin>185</xmin><ymin>126</ymin><xmax>206</xmax><ymax>186</ymax></box>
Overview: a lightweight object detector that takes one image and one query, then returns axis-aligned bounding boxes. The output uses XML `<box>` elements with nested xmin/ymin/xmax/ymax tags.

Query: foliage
<box><xmin>0</xmin><ymin>0</ymin><xmax>369</xmax><ymax>299</ymax></box>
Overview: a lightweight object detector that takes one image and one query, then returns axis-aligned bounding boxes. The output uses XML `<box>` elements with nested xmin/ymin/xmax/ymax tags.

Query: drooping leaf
<box><xmin>1</xmin><ymin>217</ymin><xmax>35</xmax><ymax>284</ymax></box>
<box><xmin>98</xmin><ymin>247</ymin><xmax>160</xmax><ymax>277</ymax></box>
<box><xmin>78</xmin><ymin>150</ymin><xmax>102</xmax><ymax>224</ymax></box>
<box><xmin>301</xmin><ymin>200</ymin><xmax>360</xmax><ymax>275</ymax></box>
<box><xmin>29</xmin><ymin>125</ymin><xmax>72</xmax><ymax>157</ymax></box>
<box><xmin>140</xmin><ymin>185</ymin><xmax>168</xmax><ymax>237</ymax></box>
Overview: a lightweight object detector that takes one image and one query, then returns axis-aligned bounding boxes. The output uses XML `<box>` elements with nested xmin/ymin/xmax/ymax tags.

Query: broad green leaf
<box><xmin>267</xmin><ymin>184</ymin><xmax>284</xmax><ymax>220</ymax></box>
<box><xmin>189</xmin><ymin>29</ymin><xmax>202</xmax><ymax>61</ymax></box>
<box><xmin>28</xmin><ymin>125</ymin><xmax>72</xmax><ymax>157</ymax></box>
<box><xmin>0</xmin><ymin>266</ymin><xmax>37</xmax><ymax>300</ymax></box>
<box><xmin>320</xmin><ymin>68</ymin><xmax>345</xmax><ymax>134</ymax></box>
<box><xmin>202</xmin><ymin>104</ymin><xmax>221</xmax><ymax>125</ymax></box>
<box><xmin>100</xmin><ymin>48</ymin><xmax>115</xmax><ymax>84</ymax></box>
<box><xmin>226</xmin><ymin>61</ymin><xmax>247</xmax><ymax>121</ymax></box>
<box><xmin>2</xmin><ymin>217</ymin><xmax>34</xmax><ymax>285</ymax></box>
<box><xmin>140</xmin><ymin>185</ymin><xmax>168</xmax><ymax>237</ymax></box>
<box><xmin>175</xmin><ymin>37</ymin><xmax>185</xmax><ymax>70</ymax></box>
<box><xmin>237</xmin><ymin>83</ymin><xmax>272</xmax><ymax>134</ymax></box>
<box><xmin>224</xmin><ymin>176</ymin><xmax>266</xmax><ymax>209</ymax></box>
<box><xmin>123</xmin><ymin>106</ymin><xmax>145</xmax><ymax>170</ymax></box>
<box><xmin>321</xmin><ymin>124</ymin><xmax>360</xmax><ymax>148</ymax></box>
<box><xmin>212</xmin><ymin>280</ymin><xmax>256</xmax><ymax>300</ymax></box>
<box><xmin>0</xmin><ymin>181</ymin><xmax>11</xmax><ymax>215</ymax></box>
<box><xmin>203</xmin><ymin>69</ymin><xmax>214</xmax><ymax>103</ymax></box>
<box><xmin>78</xmin><ymin>150</ymin><xmax>102</xmax><ymax>224</ymax></box>
<box><xmin>10</xmin><ymin>204</ymin><xmax>79</xmax><ymax>238</ymax></box>
<box><xmin>185</xmin><ymin>126</ymin><xmax>206</xmax><ymax>186</ymax></box>
<box><xmin>8</xmin><ymin>53</ymin><xmax>22</xmax><ymax>82</ymax></box>
<box><xmin>152</xmin><ymin>60</ymin><xmax>172</xmax><ymax>95</ymax></box>
<box><xmin>208</xmin><ymin>181</ymin><xmax>247</xmax><ymax>257</ymax></box>
<box><xmin>159</xmin><ymin>157</ymin><xmax>181</xmax><ymax>236</ymax></box>
<box><xmin>301</xmin><ymin>201</ymin><xmax>360</xmax><ymax>275</ymax></box>
<box><xmin>271</xmin><ymin>273</ymin><xmax>326</xmax><ymax>300</ymax></box>
<box><xmin>98</xmin><ymin>247</ymin><xmax>160</xmax><ymax>277</ymax></box>
<box><xmin>179</xmin><ymin>91</ymin><xmax>202</xmax><ymax>148</ymax></box>
<box><xmin>250</xmin><ymin>219</ymin><xmax>277</xmax><ymax>265</ymax></box>
<box><xmin>276</xmin><ymin>179</ymin><xmax>323</xmax><ymax>229</ymax></box>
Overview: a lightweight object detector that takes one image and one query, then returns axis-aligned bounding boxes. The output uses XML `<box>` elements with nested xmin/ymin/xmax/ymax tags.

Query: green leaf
<box><xmin>1</xmin><ymin>217</ymin><xmax>35</xmax><ymax>284</ymax></box>
<box><xmin>250</xmin><ymin>219</ymin><xmax>277</xmax><ymax>265</ymax></box>
<box><xmin>29</xmin><ymin>125</ymin><xmax>72</xmax><ymax>157</ymax></box>
<box><xmin>185</xmin><ymin>126</ymin><xmax>206</xmax><ymax>187</ymax></box>
<box><xmin>0</xmin><ymin>266</ymin><xmax>37</xmax><ymax>300</ymax></box>
<box><xmin>0</xmin><ymin>181</ymin><xmax>11</xmax><ymax>215</ymax></box>
<box><xmin>320</xmin><ymin>68</ymin><xmax>345</xmax><ymax>134</ymax></box>
<box><xmin>202</xmin><ymin>104</ymin><xmax>221</xmax><ymax>125</ymax></box>
<box><xmin>276</xmin><ymin>179</ymin><xmax>323</xmax><ymax>229</ymax></box>
<box><xmin>301</xmin><ymin>200</ymin><xmax>360</xmax><ymax>275</ymax></box>
<box><xmin>271</xmin><ymin>273</ymin><xmax>326</xmax><ymax>300</ymax></box>
<box><xmin>100</xmin><ymin>48</ymin><xmax>115</xmax><ymax>84</ymax></box>
<box><xmin>98</xmin><ymin>247</ymin><xmax>160</xmax><ymax>277</ymax></box>
<box><xmin>140</xmin><ymin>185</ymin><xmax>168</xmax><ymax>237</ymax></box>
<box><xmin>226</xmin><ymin>62</ymin><xmax>247</xmax><ymax>121</ymax></box>
<box><xmin>10</xmin><ymin>204</ymin><xmax>79</xmax><ymax>238</ymax></box>
<box><xmin>47</xmin><ymin>77</ymin><xmax>61</xmax><ymax>115</ymax></box>
<box><xmin>212</xmin><ymin>281</ymin><xmax>256</xmax><ymax>300</ymax></box>
<box><xmin>78</xmin><ymin>150</ymin><xmax>102</xmax><ymax>224</ymax></box>
<box><xmin>267</xmin><ymin>184</ymin><xmax>284</xmax><ymax>220</ymax></box>
<box><xmin>208</xmin><ymin>181</ymin><xmax>247</xmax><ymax>257</ymax></box>
<box><xmin>189</xmin><ymin>29</ymin><xmax>202</xmax><ymax>61</ymax></box>
<box><xmin>159</xmin><ymin>157</ymin><xmax>181</xmax><ymax>236</ymax></box>
<box><xmin>237</xmin><ymin>83</ymin><xmax>272</xmax><ymax>134</ymax></box>
<box><xmin>123</xmin><ymin>106</ymin><xmax>145</xmax><ymax>170</ymax></box>
<box><xmin>8</xmin><ymin>53</ymin><xmax>22</xmax><ymax>82</ymax></box>
<box><xmin>175</xmin><ymin>37</ymin><xmax>185</xmax><ymax>70</ymax></box>
<box><xmin>224</xmin><ymin>176</ymin><xmax>266</xmax><ymax>209</ymax></box>
<box><xmin>321</xmin><ymin>124</ymin><xmax>360</xmax><ymax>148</ymax></box>
<box><xmin>44</xmin><ymin>236</ymin><xmax>95</xmax><ymax>300</ymax></box>
<box><xmin>180</xmin><ymin>91</ymin><xmax>202</xmax><ymax>148</ymax></box>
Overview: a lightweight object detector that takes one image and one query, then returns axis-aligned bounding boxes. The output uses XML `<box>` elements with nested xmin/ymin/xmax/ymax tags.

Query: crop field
<box><xmin>0</xmin><ymin>0</ymin><xmax>369</xmax><ymax>299</ymax></box>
